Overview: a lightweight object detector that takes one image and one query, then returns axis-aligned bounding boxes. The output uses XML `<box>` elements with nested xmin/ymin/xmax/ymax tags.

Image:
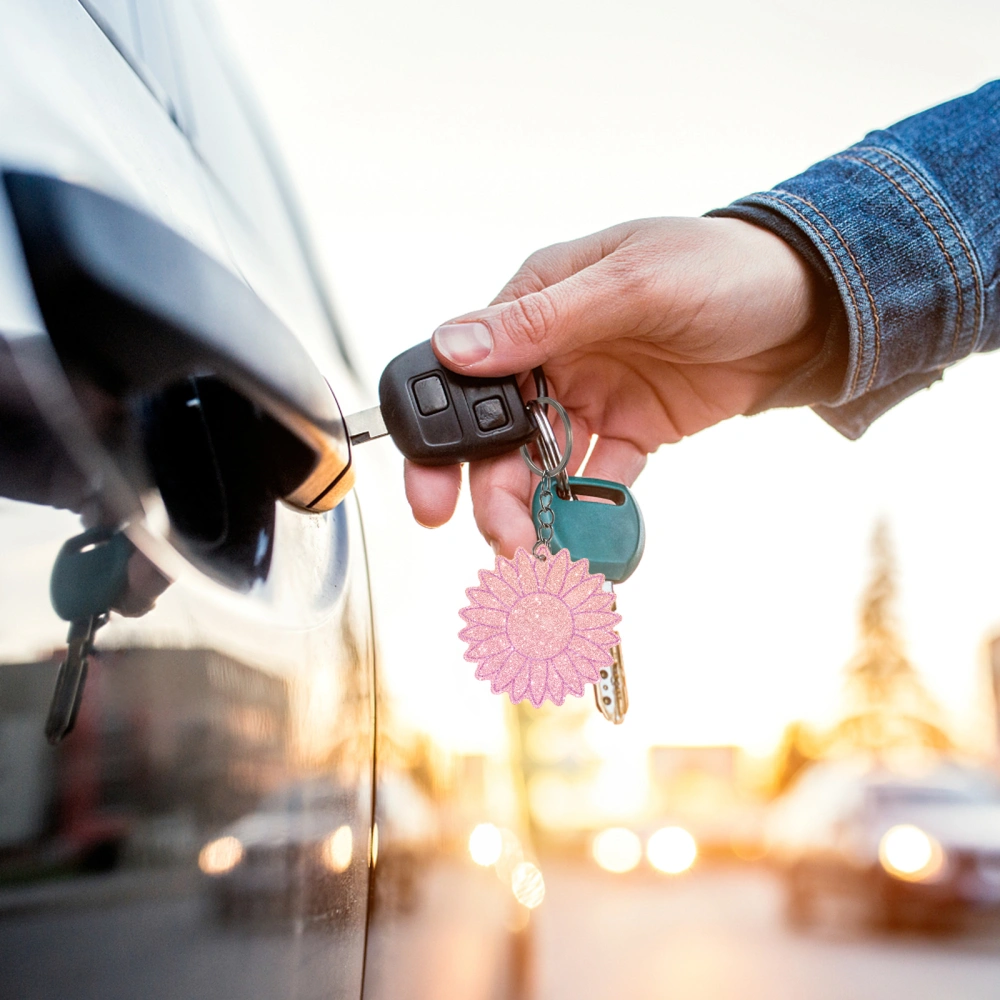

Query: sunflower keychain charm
<box><xmin>459</xmin><ymin>395</ymin><xmax>622</xmax><ymax>707</ymax></box>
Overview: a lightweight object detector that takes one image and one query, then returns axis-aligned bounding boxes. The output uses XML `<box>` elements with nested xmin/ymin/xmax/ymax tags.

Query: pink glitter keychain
<box><xmin>460</xmin><ymin>547</ymin><xmax>621</xmax><ymax>706</ymax></box>
<box><xmin>458</xmin><ymin>395</ymin><xmax>622</xmax><ymax>707</ymax></box>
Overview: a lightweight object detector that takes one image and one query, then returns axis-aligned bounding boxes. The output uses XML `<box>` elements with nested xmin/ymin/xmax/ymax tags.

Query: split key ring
<box><xmin>521</xmin><ymin>396</ymin><xmax>573</xmax><ymax>499</ymax></box>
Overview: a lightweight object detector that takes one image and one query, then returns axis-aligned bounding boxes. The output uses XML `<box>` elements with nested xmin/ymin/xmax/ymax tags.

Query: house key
<box><xmin>45</xmin><ymin>528</ymin><xmax>132</xmax><ymax>744</ymax></box>
<box><xmin>531</xmin><ymin>476</ymin><xmax>645</xmax><ymax>724</ymax></box>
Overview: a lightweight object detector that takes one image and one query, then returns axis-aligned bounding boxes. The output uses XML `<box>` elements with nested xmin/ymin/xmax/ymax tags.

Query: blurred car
<box><xmin>200</xmin><ymin>778</ymin><xmax>369</xmax><ymax>922</ymax></box>
<box><xmin>767</xmin><ymin>756</ymin><xmax>1000</xmax><ymax>930</ymax></box>
<box><xmin>0</xmin><ymin>3</ymin><xmax>534</xmax><ymax>999</ymax></box>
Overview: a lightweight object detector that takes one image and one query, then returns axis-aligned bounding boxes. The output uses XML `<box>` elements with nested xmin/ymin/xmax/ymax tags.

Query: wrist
<box><xmin>708</xmin><ymin>214</ymin><xmax>846</xmax><ymax>409</ymax></box>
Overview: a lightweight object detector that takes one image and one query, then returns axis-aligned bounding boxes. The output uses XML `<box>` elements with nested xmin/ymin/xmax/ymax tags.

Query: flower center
<box><xmin>507</xmin><ymin>592</ymin><xmax>573</xmax><ymax>659</ymax></box>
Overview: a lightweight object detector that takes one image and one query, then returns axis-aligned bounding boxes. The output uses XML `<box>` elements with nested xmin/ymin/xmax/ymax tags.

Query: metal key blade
<box><xmin>594</xmin><ymin>582</ymin><xmax>628</xmax><ymax>724</ymax></box>
<box><xmin>345</xmin><ymin>405</ymin><xmax>389</xmax><ymax>446</ymax></box>
<box><xmin>45</xmin><ymin>616</ymin><xmax>96</xmax><ymax>745</ymax></box>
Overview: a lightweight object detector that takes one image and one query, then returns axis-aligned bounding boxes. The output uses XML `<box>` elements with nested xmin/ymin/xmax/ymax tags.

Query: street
<box><xmin>4</xmin><ymin>862</ymin><xmax>1000</xmax><ymax>998</ymax></box>
<box><xmin>534</xmin><ymin>862</ymin><xmax>1000</xmax><ymax>1000</ymax></box>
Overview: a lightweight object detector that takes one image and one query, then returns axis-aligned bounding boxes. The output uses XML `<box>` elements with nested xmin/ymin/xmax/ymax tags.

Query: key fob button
<box><xmin>412</xmin><ymin>374</ymin><xmax>449</xmax><ymax>415</ymax></box>
<box><xmin>473</xmin><ymin>397</ymin><xmax>508</xmax><ymax>431</ymax></box>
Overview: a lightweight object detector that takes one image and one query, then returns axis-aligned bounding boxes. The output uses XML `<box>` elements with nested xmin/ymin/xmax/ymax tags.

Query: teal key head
<box><xmin>50</xmin><ymin>528</ymin><xmax>133</xmax><ymax>622</ymax></box>
<box><xmin>531</xmin><ymin>477</ymin><xmax>645</xmax><ymax>583</ymax></box>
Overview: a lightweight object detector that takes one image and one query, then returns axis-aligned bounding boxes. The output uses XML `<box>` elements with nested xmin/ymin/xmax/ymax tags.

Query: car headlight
<box><xmin>468</xmin><ymin>823</ymin><xmax>503</xmax><ymax>867</ymax></box>
<box><xmin>878</xmin><ymin>824</ymin><xmax>944</xmax><ymax>882</ymax></box>
<box><xmin>647</xmin><ymin>826</ymin><xmax>698</xmax><ymax>875</ymax></box>
<box><xmin>592</xmin><ymin>827</ymin><xmax>642</xmax><ymax>873</ymax></box>
<box><xmin>511</xmin><ymin>861</ymin><xmax>545</xmax><ymax>909</ymax></box>
<box><xmin>199</xmin><ymin>835</ymin><xmax>244</xmax><ymax>875</ymax></box>
<box><xmin>321</xmin><ymin>825</ymin><xmax>353</xmax><ymax>873</ymax></box>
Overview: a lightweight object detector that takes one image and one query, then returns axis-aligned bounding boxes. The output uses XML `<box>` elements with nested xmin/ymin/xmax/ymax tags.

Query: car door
<box><xmin>0</xmin><ymin>4</ymin><xmax>372</xmax><ymax>999</ymax></box>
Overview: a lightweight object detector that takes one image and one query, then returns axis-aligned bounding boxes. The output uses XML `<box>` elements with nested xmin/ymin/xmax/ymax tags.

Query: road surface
<box><xmin>533</xmin><ymin>862</ymin><xmax>1000</xmax><ymax>1000</ymax></box>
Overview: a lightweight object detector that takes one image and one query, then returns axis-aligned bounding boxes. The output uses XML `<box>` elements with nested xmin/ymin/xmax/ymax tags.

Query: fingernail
<box><xmin>487</xmin><ymin>536</ymin><xmax>501</xmax><ymax>555</ymax></box>
<box><xmin>433</xmin><ymin>322</ymin><xmax>492</xmax><ymax>365</ymax></box>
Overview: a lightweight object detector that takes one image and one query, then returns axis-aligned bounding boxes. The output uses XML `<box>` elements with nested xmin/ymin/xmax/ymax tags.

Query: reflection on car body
<box><xmin>0</xmin><ymin>2</ymin><xmax>536</xmax><ymax>998</ymax></box>
<box><xmin>768</xmin><ymin>756</ymin><xmax>1000</xmax><ymax>931</ymax></box>
<box><xmin>201</xmin><ymin>778</ymin><xmax>367</xmax><ymax>923</ymax></box>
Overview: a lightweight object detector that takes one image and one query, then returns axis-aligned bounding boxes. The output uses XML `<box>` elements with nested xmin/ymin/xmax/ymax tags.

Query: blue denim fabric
<box><xmin>722</xmin><ymin>81</ymin><xmax>1000</xmax><ymax>439</ymax></box>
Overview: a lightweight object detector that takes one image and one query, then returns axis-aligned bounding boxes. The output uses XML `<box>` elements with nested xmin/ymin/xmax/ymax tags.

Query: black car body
<box><xmin>0</xmin><ymin>3</ymin><xmax>534</xmax><ymax>997</ymax></box>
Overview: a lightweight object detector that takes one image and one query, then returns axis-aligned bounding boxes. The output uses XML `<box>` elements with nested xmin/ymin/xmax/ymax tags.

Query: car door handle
<box><xmin>3</xmin><ymin>171</ymin><xmax>353</xmax><ymax>512</ymax></box>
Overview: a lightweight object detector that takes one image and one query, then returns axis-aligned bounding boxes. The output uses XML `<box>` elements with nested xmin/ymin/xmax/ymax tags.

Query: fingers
<box><xmin>404</xmin><ymin>461</ymin><xmax>462</xmax><ymax>527</ymax></box>
<box><xmin>114</xmin><ymin>550</ymin><xmax>170</xmax><ymax>617</ymax></box>
<box><xmin>432</xmin><ymin>231</ymin><xmax>649</xmax><ymax>379</ymax></box>
<box><xmin>489</xmin><ymin>231</ymin><xmax>621</xmax><ymax>304</ymax></box>
<box><xmin>468</xmin><ymin>452</ymin><xmax>537</xmax><ymax>558</ymax></box>
<box><xmin>580</xmin><ymin>436</ymin><xmax>648</xmax><ymax>486</ymax></box>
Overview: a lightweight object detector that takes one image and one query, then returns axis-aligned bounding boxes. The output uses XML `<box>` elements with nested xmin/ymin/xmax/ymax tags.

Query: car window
<box><xmin>870</xmin><ymin>777</ymin><xmax>1000</xmax><ymax>808</ymax></box>
<box><xmin>165</xmin><ymin>0</ymin><xmax>350</xmax><ymax>374</ymax></box>
<box><xmin>79</xmin><ymin>0</ymin><xmax>140</xmax><ymax>53</ymax></box>
<box><xmin>78</xmin><ymin>0</ymin><xmax>182</xmax><ymax>123</ymax></box>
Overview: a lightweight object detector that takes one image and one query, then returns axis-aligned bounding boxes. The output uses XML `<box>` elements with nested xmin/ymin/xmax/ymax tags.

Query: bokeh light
<box><xmin>511</xmin><ymin>861</ymin><xmax>546</xmax><ymax>908</ymax></box>
<box><xmin>592</xmin><ymin>827</ymin><xmax>642</xmax><ymax>873</ymax></box>
<box><xmin>321</xmin><ymin>824</ymin><xmax>354</xmax><ymax>873</ymax></box>
<box><xmin>646</xmin><ymin>826</ymin><xmax>698</xmax><ymax>875</ymax></box>
<box><xmin>879</xmin><ymin>824</ymin><xmax>943</xmax><ymax>881</ymax></box>
<box><xmin>468</xmin><ymin>823</ymin><xmax>503</xmax><ymax>867</ymax></box>
<box><xmin>198</xmin><ymin>836</ymin><xmax>243</xmax><ymax>875</ymax></box>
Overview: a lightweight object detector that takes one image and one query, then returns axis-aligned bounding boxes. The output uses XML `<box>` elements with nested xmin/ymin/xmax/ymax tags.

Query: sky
<box><xmin>214</xmin><ymin>0</ymin><xmax>1000</xmax><ymax>759</ymax></box>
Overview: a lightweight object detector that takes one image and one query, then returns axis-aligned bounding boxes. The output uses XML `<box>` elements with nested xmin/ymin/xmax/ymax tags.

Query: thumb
<box><xmin>431</xmin><ymin>271</ymin><xmax>619</xmax><ymax>378</ymax></box>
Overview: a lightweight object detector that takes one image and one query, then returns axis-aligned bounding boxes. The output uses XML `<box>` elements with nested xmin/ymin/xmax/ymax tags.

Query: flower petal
<box><xmin>563</xmin><ymin>575</ymin><xmax>601</xmax><ymax>609</ymax></box>
<box><xmin>460</xmin><ymin>607</ymin><xmax>508</xmax><ymax>628</ymax></box>
<box><xmin>466</xmin><ymin>633</ymin><xmax>514</xmax><ymax>660</ymax></box>
<box><xmin>573</xmin><ymin>611</ymin><xmax>621</xmax><ymax>631</ymax></box>
<box><xmin>466</xmin><ymin>586</ymin><xmax>509</xmax><ymax>611</ymax></box>
<box><xmin>480</xmin><ymin>569</ymin><xmax>518</xmax><ymax>608</ymax></box>
<box><xmin>476</xmin><ymin>650</ymin><xmax>510</xmax><ymax>679</ymax></box>
<box><xmin>568</xmin><ymin>634</ymin><xmax>613</xmax><ymax>667</ymax></box>
<box><xmin>544</xmin><ymin>548</ymin><xmax>569</xmax><ymax>594</ymax></box>
<box><xmin>551</xmin><ymin>653</ymin><xmax>584</xmax><ymax>696</ymax></box>
<box><xmin>573</xmin><ymin>592</ymin><xmax>617</xmax><ymax>614</ymax></box>
<box><xmin>459</xmin><ymin>624</ymin><xmax>501</xmax><ymax>644</ymax></box>
<box><xmin>498</xmin><ymin>557</ymin><xmax>523</xmax><ymax>596</ymax></box>
<box><xmin>533</xmin><ymin>554</ymin><xmax>550</xmax><ymax>592</ymax></box>
<box><xmin>578</xmin><ymin>630</ymin><xmax>621</xmax><ymax>649</ymax></box>
<box><xmin>515</xmin><ymin>549</ymin><xmax>539</xmax><ymax>594</ymax></box>
<box><xmin>510</xmin><ymin>665</ymin><xmax>530</xmax><ymax>702</ymax></box>
<box><xmin>573</xmin><ymin>657</ymin><xmax>601</xmax><ymax>683</ymax></box>
<box><xmin>547</xmin><ymin>666</ymin><xmax>565</xmax><ymax>705</ymax></box>
<box><xmin>527</xmin><ymin>659</ymin><xmax>548</xmax><ymax>706</ymax></box>
<box><xmin>492</xmin><ymin>651</ymin><xmax>526</xmax><ymax>693</ymax></box>
<box><xmin>560</xmin><ymin>558</ymin><xmax>588</xmax><ymax>594</ymax></box>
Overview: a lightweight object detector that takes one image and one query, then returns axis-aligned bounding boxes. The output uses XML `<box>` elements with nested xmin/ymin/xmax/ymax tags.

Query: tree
<box><xmin>829</xmin><ymin>519</ymin><xmax>951</xmax><ymax>753</ymax></box>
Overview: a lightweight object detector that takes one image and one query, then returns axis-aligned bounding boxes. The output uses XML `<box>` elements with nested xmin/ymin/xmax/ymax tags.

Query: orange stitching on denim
<box><xmin>770</xmin><ymin>189</ymin><xmax>882</xmax><ymax>393</ymax></box>
<box><xmin>856</xmin><ymin>145</ymin><xmax>982</xmax><ymax>347</ymax></box>
<box><xmin>755</xmin><ymin>193</ymin><xmax>867</xmax><ymax>397</ymax></box>
<box><xmin>837</xmin><ymin>153</ymin><xmax>965</xmax><ymax>362</ymax></box>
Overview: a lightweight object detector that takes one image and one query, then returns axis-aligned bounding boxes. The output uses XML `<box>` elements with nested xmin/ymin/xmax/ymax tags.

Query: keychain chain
<box><xmin>533</xmin><ymin>475</ymin><xmax>555</xmax><ymax>559</ymax></box>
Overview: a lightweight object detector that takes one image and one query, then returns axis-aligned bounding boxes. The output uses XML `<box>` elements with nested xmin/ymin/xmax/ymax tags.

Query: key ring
<box><xmin>521</xmin><ymin>396</ymin><xmax>573</xmax><ymax>498</ymax></box>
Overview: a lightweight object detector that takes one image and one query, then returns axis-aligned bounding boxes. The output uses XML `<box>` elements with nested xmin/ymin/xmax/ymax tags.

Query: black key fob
<box><xmin>377</xmin><ymin>340</ymin><xmax>534</xmax><ymax>465</ymax></box>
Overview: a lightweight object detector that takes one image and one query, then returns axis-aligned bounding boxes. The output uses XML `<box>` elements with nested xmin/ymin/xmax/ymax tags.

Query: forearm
<box><xmin>712</xmin><ymin>80</ymin><xmax>1000</xmax><ymax>438</ymax></box>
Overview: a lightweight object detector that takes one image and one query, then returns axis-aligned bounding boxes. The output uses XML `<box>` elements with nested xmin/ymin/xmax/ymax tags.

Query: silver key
<box><xmin>45</xmin><ymin>612</ymin><xmax>107</xmax><ymax>745</ymax></box>
<box><xmin>594</xmin><ymin>582</ymin><xmax>628</xmax><ymax>724</ymax></box>
<box><xmin>344</xmin><ymin>405</ymin><xmax>388</xmax><ymax>446</ymax></box>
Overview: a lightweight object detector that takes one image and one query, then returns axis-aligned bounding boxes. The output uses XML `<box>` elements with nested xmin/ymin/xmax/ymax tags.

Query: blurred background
<box><xmin>208</xmin><ymin>1</ymin><xmax>1000</xmax><ymax>996</ymax></box>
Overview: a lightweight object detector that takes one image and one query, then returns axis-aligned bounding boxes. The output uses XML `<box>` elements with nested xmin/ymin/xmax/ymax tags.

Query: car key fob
<box><xmin>377</xmin><ymin>341</ymin><xmax>535</xmax><ymax>465</ymax></box>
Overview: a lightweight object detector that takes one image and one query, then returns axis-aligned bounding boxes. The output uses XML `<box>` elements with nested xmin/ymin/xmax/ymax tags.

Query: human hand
<box><xmin>404</xmin><ymin>217</ymin><xmax>825</xmax><ymax>555</ymax></box>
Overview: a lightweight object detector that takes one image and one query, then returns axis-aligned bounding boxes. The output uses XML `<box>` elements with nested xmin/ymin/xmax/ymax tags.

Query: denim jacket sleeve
<box><xmin>712</xmin><ymin>80</ymin><xmax>1000</xmax><ymax>439</ymax></box>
